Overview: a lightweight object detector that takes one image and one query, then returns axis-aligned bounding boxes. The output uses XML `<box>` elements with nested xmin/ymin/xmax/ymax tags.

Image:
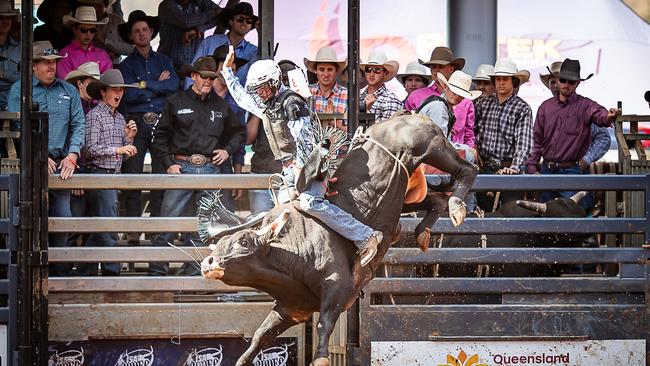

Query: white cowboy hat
<box><xmin>472</xmin><ymin>64</ymin><xmax>494</xmax><ymax>82</ymax></box>
<box><xmin>360</xmin><ymin>49</ymin><xmax>399</xmax><ymax>83</ymax></box>
<box><xmin>33</xmin><ymin>41</ymin><xmax>65</xmax><ymax>60</ymax></box>
<box><xmin>303</xmin><ymin>46</ymin><xmax>347</xmax><ymax>74</ymax></box>
<box><xmin>488</xmin><ymin>58</ymin><xmax>530</xmax><ymax>84</ymax></box>
<box><xmin>63</xmin><ymin>6</ymin><xmax>108</xmax><ymax>28</ymax></box>
<box><xmin>397</xmin><ymin>62</ymin><xmax>431</xmax><ymax>85</ymax></box>
<box><xmin>437</xmin><ymin>71</ymin><xmax>482</xmax><ymax>100</ymax></box>
<box><xmin>65</xmin><ymin>61</ymin><xmax>101</xmax><ymax>82</ymax></box>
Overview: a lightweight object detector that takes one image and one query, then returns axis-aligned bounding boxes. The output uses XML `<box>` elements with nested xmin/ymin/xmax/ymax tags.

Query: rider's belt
<box><xmin>173</xmin><ymin>154</ymin><xmax>212</xmax><ymax>167</ymax></box>
<box><xmin>544</xmin><ymin>160</ymin><xmax>579</xmax><ymax>169</ymax></box>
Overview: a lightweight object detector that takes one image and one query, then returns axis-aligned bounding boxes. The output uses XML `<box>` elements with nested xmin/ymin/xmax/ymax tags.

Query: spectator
<box><xmin>34</xmin><ymin>0</ymin><xmax>76</xmax><ymax>50</ymax></box>
<box><xmin>472</xmin><ymin>64</ymin><xmax>495</xmax><ymax>98</ymax></box>
<box><xmin>527</xmin><ymin>59</ymin><xmax>621</xmax><ymax>208</ymax></box>
<box><xmin>474</xmin><ymin>58</ymin><xmax>532</xmax><ymax>209</ymax></box>
<box><xmin>157</xmin><ymin>0</ymin><xmax>221</xmax><ymax>74</ymax></box>
<box><xmin>56</xmin><ymin>6</ymin><xmax>112</xmax><ymax>80</ymax></box>
<box><xmin>0</xmin><ymin>0</ymin><xmax>19</xmax><ymax>110</ymax></box>
<box><xmin>304</xmin><ymin>46</ymin><xmax>348</xmax><ymax>114</ymax></box>
<box><xmin>188</xmin><ymin>2</ymin><xmax>257</xmax><ymax>88</ymax></box>
<box><xmin>149</xmin><ymin>56</ymin><xmax>245</xmax><ymax>276</ymax></box>
<box><xmin>65</xmin><ymin>61</ymin><xmax>101</xmax><ymax>114</ymax></box>
<box><xmin>397</xmin><ymin>61</ymin><xmax>431</xmax><ymax>100</ymax></box>
<box><xmin>8</xmin><ymin>41</ymin><xmax>85</xmax><ymax>276</ymax></box>
<box><xmin>78</xmin><ymin>69</ymin><xmax>137</xmax><ymax>276</ymax></box>
<box><xmin>78</xmin><ymin>0</ymin><xmax>134</xmax><ymax>65</ymax></box>
<box><xmin>118</xmin><ymin>10</ymin><xmax>178</xmax><ymax>242</ymax></box>
<box><xmin>278</xmin><ymin>60</ymin><xmax>300</xmax><ymax>87</ymax></box>
<box><xmin>359</xmin><ymin>49</ymin><xmax>401</xmax><ymax>122</ymax></box>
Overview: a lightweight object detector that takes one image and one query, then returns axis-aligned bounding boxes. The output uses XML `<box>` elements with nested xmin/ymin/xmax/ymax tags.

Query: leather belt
<box><xmin>173</xmin><ymin>154</ymin><xmax>212</xmax><ymax>166</ymax></box>
<box><xmin>545</xmin><ymin>160</ymin><xmax>579</xmax><ymax>169</ymax></box>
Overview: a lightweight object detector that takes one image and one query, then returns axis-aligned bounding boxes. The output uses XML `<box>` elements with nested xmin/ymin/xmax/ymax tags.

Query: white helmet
<box><xmin>245</xmin><ymin>59</ymin><xmax>282</xmax><ymax>107</ymax></box>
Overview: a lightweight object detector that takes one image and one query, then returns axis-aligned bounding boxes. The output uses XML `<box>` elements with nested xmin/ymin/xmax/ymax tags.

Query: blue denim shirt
<box><xmin>119</xmin><ymin>48</ymin><xmax>179</xmax><ymax>114</ymax></box>
<box><xmin>8</xmin><ymin>76</ymin><xmax>85</xmax><ymax>158</ymax></box>
<box><xmin>0</xmin><ymin>36</ymin><xmax>21</xmax><ymax>110</ymax></box>
<box><xmin>223</xmin><ymin>92</ymin><xmax>247</xmax><ymax>167</ymax></box>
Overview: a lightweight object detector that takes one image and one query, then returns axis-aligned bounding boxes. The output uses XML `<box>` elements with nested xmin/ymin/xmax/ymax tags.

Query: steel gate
<box><xmin>0</xmin><ymin>175</ymin><xmax>19</xmax><ymax>366</ymax></box>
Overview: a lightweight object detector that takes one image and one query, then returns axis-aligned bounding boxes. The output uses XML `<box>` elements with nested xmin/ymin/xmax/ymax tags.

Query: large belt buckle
<box><xmin>189</xmin><ymin>154</ymin><xmax>207</xmax><ymax>166</ymax></box>
<box><xmin>143</xmin><ymin>112</ymin><xmax>159</xmax><ymax>125</ymax></box>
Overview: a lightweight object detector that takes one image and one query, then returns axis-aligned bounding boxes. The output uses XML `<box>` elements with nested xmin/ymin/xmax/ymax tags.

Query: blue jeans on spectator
<box><xmin>249</xmin><ymin>189</ymin><xmax>274</xmax><ymax>214</ymax></box>
<box><xmin>49</xmin><ymin>184</ymin><xmax>72</xmax><ymax>276</ymax></box>
<box><xmin>540</xmin><ymin>164</ymin><xmax>593</xmax><ymax>210</ymax></box>
<box><xmin>77</xmin><ymin>166</ymin><xmax>120</xmax><ymax>276</ymax></box>
<box><xmin>148</xmin><ymin>159</ymin><xmax>234</xmax><ymax>276</ymax></box>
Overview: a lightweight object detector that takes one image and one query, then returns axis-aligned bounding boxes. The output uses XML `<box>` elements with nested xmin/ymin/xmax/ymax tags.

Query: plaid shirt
<box><xmin>309</xmin><ymin>83</ymin><xmax>348</xmax><ymax>114</ymax></box>
<box><xmin>361</xmin><ymin>84</ymin><xmax>402</xmax><ymax>122</ymax></box>
<box><xmin>475</xmin><ymin>93</ymin><xmax>533</xmax><ymax>169</ymax></box>
<box><xmin>82</xmin><ymin>101</ymin><xmax>132</xmax><ymax>171</ymax></box>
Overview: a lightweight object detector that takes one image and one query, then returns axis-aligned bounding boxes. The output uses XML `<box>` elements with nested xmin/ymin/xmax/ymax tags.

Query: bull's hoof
<box><xmin>448</xmin><ymin>196</ymin><xmax>467</xmax><ymax>227</ymax></box>
<box><xmin>416</xmin><ymin>227</ymin><xmax>431</xmax><ymax>252</ymax></box>
<box><xmin>311</xmin><ymin>357</ymin><xmax>330</xmax><ymax>366</ymax></box>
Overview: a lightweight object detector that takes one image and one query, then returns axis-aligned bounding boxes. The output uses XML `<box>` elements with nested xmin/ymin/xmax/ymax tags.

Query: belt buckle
<box><xmin>189</xmin><ymin>154</ymin><xmax>207</xmax><ymax>166</ymax></box>
<box><xmin>143</xmin><ymin>112</ymin><xmax>159</xmax><ymax>125</ymax></box>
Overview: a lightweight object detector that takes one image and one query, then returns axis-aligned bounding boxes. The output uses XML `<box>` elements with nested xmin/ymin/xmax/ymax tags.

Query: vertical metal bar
<box><xmin>258</xmin><ymin>0</ymin><xmax>274</xmax><ymax>60</ymax></box>
<box><xmin>448</xmin><ymin>0</ymin><xmax>497</xmax><ymax>72</ymax></box>
<box><xmin>8</xmin><ymin>174</ymin><xmax>18</xmax><ymax>366</ymax></box>
<box><xmin>347</xmin><ymin>0</ymin><xmax>360</xmax><ymax>139</ymax></box>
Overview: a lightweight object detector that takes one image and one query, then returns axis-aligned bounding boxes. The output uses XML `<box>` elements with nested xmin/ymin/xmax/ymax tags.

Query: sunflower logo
<box><xmin>437</xmin><ymin>350</ymin><xmax>489</xmax><ymax>366</ymax></box>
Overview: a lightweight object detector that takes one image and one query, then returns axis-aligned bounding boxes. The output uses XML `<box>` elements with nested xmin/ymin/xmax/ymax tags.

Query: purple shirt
<box><xmin>527</xmin><ymin>93</ymin><xmax>611</xmax><ymax>174</ymax></box>
<box><xmin>56</xmin><ymin>40</ymin><xmax>113</xmax><ymax>80</ymax></box>
<box><xmin>405</xmin><ymin>83</ymin><xmax>475</xmax><ymax>147</ymax></box>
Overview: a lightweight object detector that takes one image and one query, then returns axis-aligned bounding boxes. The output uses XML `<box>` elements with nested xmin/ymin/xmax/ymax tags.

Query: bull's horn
<box><xmin>516</xmin><ymin>200</ymin><xmax>547</xmax><ymax>214</ymax></box>
<box><xmin>570</xmin><ymin>191</ymin><xmax>588</xmax><ymax>204</ymax></box>
<box><xmin>255</xmin><ymin>209</ymin><xmax>291</xmax><ymax>241</ymax></box>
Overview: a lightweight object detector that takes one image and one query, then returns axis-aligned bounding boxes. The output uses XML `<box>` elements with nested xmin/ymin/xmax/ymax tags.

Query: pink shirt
<box><xmin>405</xmin><ymin>84</ymin><xmax>475</xmax><ymax>147</ymax></box>
<box><xmin>56</xmin><ymin>40</ymin><xmax>113</xmax><ymax>80</ymax></box>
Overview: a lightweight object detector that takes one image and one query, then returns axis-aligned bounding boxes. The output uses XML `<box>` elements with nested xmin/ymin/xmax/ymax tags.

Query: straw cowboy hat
<box><xmin>420</xmin><ymin>46</ymin><xmax>465</xmax><ymax>70</ymax></box>
<box><xmin>65</xmin><ymin>61</ymin><xmax>101</xmax><ymax>82</ymax></box>
<box><xmin>437</xmin><ymin>71</ymin><xmax>482</xmax><ymax>100</ymax></box>
<box><xmin>180</xmin><ymin>56</ymin><xmax>219</xmax><ymax>79</ymax></box>
<box><xmin>218</xmin><ymin>2</ymin><xmax>258</xmax><ymax>30</ymax></box>
<box><xmin>33</xmin><ymin>41</ymin><xmax>65</xmax><ymax>60</ymax></box>
<box><xmin>472</xmin><ymin>64</ymin><xmax>494</xmax><ymax>82</ymax></box>
<box><xmin>539</xmin><ymin>61</ymin><xmax>562</xmax><ymax>89</ymax></box>
<box><xmin>489</xmin><ymin>58</ymin><xmax>530</xmax><ymax>84</ymax></box>
<box><xmin>360</xmin><ymin>49</ymin><xmax>399</xmax><ymax>82</ymax></box>
<box><xmin>63</xmin><ymin>6</ymin><xmax>108</xmax><ymax>27</ymax></box>
<box><xmin>303</xmin><ymin>46</ymin><xmax>347</xmax><ymax>74</ymax></box>
<box><xmin>397</xmin><ymin>62</ymin><xmax>431</xmax><ymax>85</ymax></box>
<box><xmin>558</xmin><ymin>59</ymin><xmax>593</xmax><ymax>82</ymax></box>
<box><xmin>0</xmin><ymin>0</ymin><xmax>18</xmax><ymax>17</ymax></box>
<box><xmin>118</xmin><ymin>10</ymin><xmax>160</xmax><ymax>44</ymax></box>
<box><xmin>87</xmin><ymin>69</ymin><xmax>136</xmax><ymax>100</ymax></box>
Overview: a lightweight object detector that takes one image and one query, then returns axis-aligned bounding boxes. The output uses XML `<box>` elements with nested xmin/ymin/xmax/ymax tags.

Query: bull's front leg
<box><xmin>403</xmin><ymin>193</ymin><xmax>449</xmax><ymax>251</ymax></box>
<box><xmin>312</xmin><ymin>280</ymin><xmax>354</xmax><ymax>366</ymax></box>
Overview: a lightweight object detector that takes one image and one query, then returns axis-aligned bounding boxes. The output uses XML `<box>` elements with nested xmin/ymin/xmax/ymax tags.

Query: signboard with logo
<box><xmin>48</xmin><ymin>337</ymin><xmax>297</xmax><ymax>366</ymax></box>
<box><xmin>371</xmin><ymin>340</ymin><xmax>646</xmax><ymax>366</ymax></box>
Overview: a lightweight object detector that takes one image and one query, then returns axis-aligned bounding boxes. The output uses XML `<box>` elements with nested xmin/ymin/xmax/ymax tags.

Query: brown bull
<box><xmin>200</xmin><ymin>113</ymin><xmax>478</xmax><ymax>366</ymax></box>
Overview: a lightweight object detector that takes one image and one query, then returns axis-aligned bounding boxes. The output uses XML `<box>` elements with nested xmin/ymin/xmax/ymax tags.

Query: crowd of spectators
<box><xmin>0</xmin><ymin>0</ymin><xmax>624</xmax><ymax>276</ymax></box>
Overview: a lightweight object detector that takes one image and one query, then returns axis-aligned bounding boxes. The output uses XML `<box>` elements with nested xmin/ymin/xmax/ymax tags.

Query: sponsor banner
<box><xmin>371</xmin><ymin>340</ymin><xmax>646</xmax><ymax>366</ymax></box>
<box><xmin>48</xmin><ymin>337</ymin><xmax>297</xmax><ymax>366</ymax></box>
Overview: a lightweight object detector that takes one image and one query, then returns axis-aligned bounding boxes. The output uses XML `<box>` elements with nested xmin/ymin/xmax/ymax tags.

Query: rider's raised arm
<box><xmin>221</xmin><ymin>67</ymin><xmax>265</xmax><ymax>119</ymax></box>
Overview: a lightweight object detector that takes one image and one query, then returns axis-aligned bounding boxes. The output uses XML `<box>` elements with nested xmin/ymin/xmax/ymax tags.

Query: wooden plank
<box><xmin>48</xmin><ymin>276</ymin><xmax>252</xmax><ymax>293</ymax></box>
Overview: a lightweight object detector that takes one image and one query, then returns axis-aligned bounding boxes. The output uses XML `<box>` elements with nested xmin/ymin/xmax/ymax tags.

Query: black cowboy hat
<box><xmin>117</xmin><ymin>10</ymin><xmax>160</xmax><ymax>45</ymax></box>
<box><xmin>212</xmin><ymin>44</ymin><xmax>248</xmax><ymax>69</ymax></box>
<box><xmin>558</xmin><ymin>59</ymin><xmax>593</xmax><ymax>82</ymax></box>
<box><xmin>217</xmin><ymin>2</ymin><xmax>258</xmax><ymax>30</ymax></box>
<box><xmin>36</xmin><ymin>0</ymin><xmax>76</xmax><ymax>23</ymax></box>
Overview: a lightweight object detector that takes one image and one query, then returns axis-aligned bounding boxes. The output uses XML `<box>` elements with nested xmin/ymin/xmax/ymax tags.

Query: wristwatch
<box><xmin>138</xmin><ymin>80</ymin><xmax>146</xmax><ymax>89</ymax></box>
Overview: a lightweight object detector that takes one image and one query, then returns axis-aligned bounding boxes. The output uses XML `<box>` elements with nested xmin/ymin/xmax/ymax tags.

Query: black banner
<box><xmin>48</xmin><ymin>337</ymin><xmax>298</xmax><ymax>366</ymax></box>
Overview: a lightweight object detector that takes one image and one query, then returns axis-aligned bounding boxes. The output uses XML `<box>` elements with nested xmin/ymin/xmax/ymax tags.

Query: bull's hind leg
<box><xmin>235</xmin><ymin>306</ymin><xmax>304</xmax><ymax>366</ymax></box>
<box><xmin>423</xmin><ymin>136</ymin><xmax>478</xmax><ymax>226</ymax></box>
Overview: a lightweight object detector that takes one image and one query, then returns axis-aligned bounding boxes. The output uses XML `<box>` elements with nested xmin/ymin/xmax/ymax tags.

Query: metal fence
<box><xmin>0</xmin><ymin>175</ymin><xmax>19</xmax><ymax>366</ymax></box>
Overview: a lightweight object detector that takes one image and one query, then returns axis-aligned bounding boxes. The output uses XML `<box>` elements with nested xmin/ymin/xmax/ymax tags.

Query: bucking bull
<box><xmin>199</xmin><ymin>114</ymin><xmax>478</xmax><ymax>366</ymax></box>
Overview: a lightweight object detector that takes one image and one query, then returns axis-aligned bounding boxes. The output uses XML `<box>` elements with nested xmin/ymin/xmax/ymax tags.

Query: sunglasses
<box><xmin>234</xmin><ymin>16</ymin><xmax>255</xmax><ymax>25</ymax></box>
<box><xmin>558</xmin><ymin>78</ymin><xmax>577</xmax><ymax>85</ymax></box>
<box><xmin>198</xmin><ymin>74</ymin><xmax>216</xmax><ymax>81</ymax></box>
<box><xmin>364</xmin><ymin>66</ymin><xmax>384</xmax><ymax>75</ymax></box>
<box><xmin>78</xmin><ymin>27</ymin><xmax>97</xmax><ymax>34</ymax></box>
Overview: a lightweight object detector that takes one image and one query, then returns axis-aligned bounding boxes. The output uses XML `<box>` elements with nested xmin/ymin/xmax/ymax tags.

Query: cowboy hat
<box><xmin>558</xmin><ymin>58</ymin><xmax>593</xmax><ymax>82</ymax></box>
<box><xmin>420</xmin><ymin>46</ymin><xmax>465</xmax><ymax>70</ymax></box>
<box><xmin>489</xmin><ymin>58</ymin><xmax>530</xmax><ymax>84</ymax></box>
<box><xmin>397</xmin><ymin>61</ymin><xmax>431</xmax><ymax>85</ymax></box>
<box><xmin>217</xmin><ymin>2</ymin><xmax>258</xmax><ymax>30</ymax></box>
<box><xmin>303</xmin><ymin>46</ymin><xmax>347</xmax><ymax>74</ymax></box>
<box><xmin>87</xmin><ymin>69</ymin><xmax>136</xmax><ymax>100</ymax></box>
<box><xmin>472</xmin><ymin>64</ymin><xmax>494</xmax><ymax>82</ymax></box>
<box><xmin>33</xmin><ymin>41</ymin><xmax>65</xmax><ymax>60</ymax></box>
<box><xmin>36</xmin><ymin>0</ymin><xmax>75</xmax><ymax>23</ymax></box>
<box><xmin>117</xmin><ymin>10</ymin><xmax>160</xmax><ymax>44</ymax></box>
<box><xmin>437</xmin><ymin>71</ymin><xmax>482</xmax><ymax>100</ymax></box>
<box><xmin>0</xmin><ymin>0</ymin><xmax>18</xmax><ymax>17</ymax></box>
<box><xmin>539</xmin><ymin>61</ymin><xmax>562</xmax><ymax>89</ymax></box>
<box><xmin>65</xmin><ymin>61</ymin><xmax>101</xmax><ymax>82</ymax></box>
<box><xmin>180</xmin><ymin>56</ymin><xmax>219</xmax><ymax>79</ymax></box>
<box><xmin>212</xmin><ymin>44</ymin><xmax>249</xmax><ymax>69</ymax></box>
<box><xmin>360</xmin><ymin>49</ymin><xmax>399</xmax><ymax>83</ymax></box>
<box><xmin>62</xmin><ymin>6</ymin><xmax>108</xmax><ymax>27</ymax></box>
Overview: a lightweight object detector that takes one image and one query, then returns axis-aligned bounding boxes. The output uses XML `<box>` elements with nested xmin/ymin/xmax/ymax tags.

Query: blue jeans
<box><xmin>540</xmin><ymin>164</ymin><xmax>593</xmax><ymax>210</ymax></box>
<box><xmin>148</xmin><ymin>159</ymin><xmax>234</xmax><ymax>276</ymax></box>
<box><xmin>249</xmin><ymin>189</ymin><xmax>274</xmax><ymax>214</ymax></box>
<box><xmin>49</xmin><ymin>187</ymin><xmax>72</xmax><ymax>276</ymax></box>
<box><xmin>298</xmin><ymin>180</ymin><xmax>373</xmax><ymax>250</ymax></box>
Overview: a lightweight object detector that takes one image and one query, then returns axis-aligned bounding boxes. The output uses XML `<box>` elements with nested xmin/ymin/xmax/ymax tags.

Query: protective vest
<box><xmin>262</xmin><ymin>89</ymin><xmax>310</xmax><ymax>162</ymax></box>
<box><xmin>416</xmin><ymin>94</ymin><xmax>456</xmax><ymax>138</ymax></box>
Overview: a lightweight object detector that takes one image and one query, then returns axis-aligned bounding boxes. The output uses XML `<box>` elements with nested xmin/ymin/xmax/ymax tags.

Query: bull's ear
<box><xmin>254</xmin><ymin>209</ymin><xmax>291</xmax><ymax>243</ymax></box>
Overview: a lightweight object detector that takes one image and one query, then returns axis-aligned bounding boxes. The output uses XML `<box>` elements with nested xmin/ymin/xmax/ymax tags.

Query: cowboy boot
<box><xmin>358</xmin><ymin>231</ymin><xmax>384</xmax><ymax>267</ymax></box>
